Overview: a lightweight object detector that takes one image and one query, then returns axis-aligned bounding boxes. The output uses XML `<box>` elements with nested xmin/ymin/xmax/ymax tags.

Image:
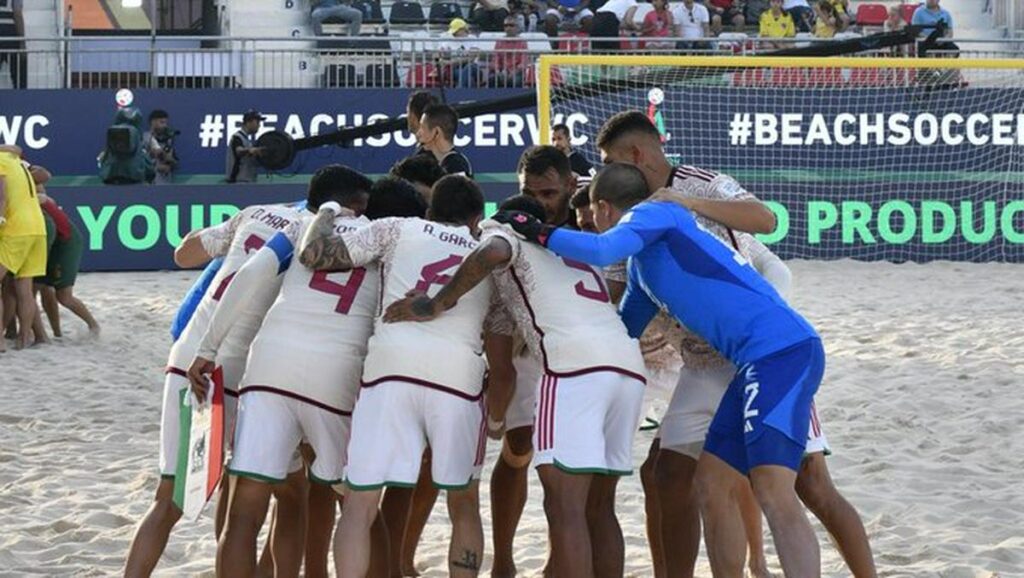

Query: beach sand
<box><xmin>1</xmin><ymin>261</ymin><xmax>1021</xmax><ymax>577</ymax></box>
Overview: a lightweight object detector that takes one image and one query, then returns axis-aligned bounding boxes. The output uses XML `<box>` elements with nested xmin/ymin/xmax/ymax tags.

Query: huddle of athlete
<box><xmin>124</xmin><ymin>102</ymin><xmax>878</xmax><ymax>578</ymax></box>
<box><xmin>0</xmin><ymin>145</ymin><xmax>99</xmax><ymax>354</ymax></box>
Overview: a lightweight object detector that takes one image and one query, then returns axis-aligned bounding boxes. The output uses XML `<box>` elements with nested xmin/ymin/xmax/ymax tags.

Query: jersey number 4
<box><xmin>562</xmin><ymin>257</ymin><xmax>610</xmax><ymax>303</ymax></box>
<box><xmin>309</xmin><ymin>268</ymin><xmax>368</xmax><ymax>314</ymax></box>
<box><xmin>414</xmin><ymin>254</ymin><xmax>464</xmax><ymax>293</ymax></box>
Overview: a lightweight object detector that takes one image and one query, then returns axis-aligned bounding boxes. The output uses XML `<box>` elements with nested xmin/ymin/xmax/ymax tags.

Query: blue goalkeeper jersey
<box><xmin>545</xmin><ymin>201</ymin><xmax>818</xmax><ymax>365</ymax></box>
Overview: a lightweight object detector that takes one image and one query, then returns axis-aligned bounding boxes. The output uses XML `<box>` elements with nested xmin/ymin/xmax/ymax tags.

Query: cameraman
<box><xmin>142</xmin><ymin>110</ymin><xmax>179</xmax><ymax>184</ymax></box>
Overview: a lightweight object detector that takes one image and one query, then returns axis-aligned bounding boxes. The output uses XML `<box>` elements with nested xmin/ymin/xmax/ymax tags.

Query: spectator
<box><xmin>438</xmin><ymin>18</ymin><xmax>484</xmax><ymax>88</ymax></box>
<box><xmin>0</xmin><ymin>0</ymin><xmax>25</xmax><ymax>88</ymax></box>
<box><xmin>672</xmin><ymin>0</ymin><xmax>710</xmax><ymax>51</ymax></box>
<box><xmin>640</xmin><ymin>0</ymin><xmax>675</xmax><ymax>50</ymax></box>
<box><xmin>551</xmin><ymin>123</ymin><xmax>595</xmax><ymax>177</ymax></box>
<box><xmin>489</xmin><ymin>16</ymin><xmax>530</xmax><ymax>87</ymax></box>
<box><xmin>543</xmin><ymin>0</ymin><xmax>594</xmax><ymax>37</ymax></box>
<box><xmin>225</xmin><ymin>110</ymin><xmax>264</xmax><ymax>184</ymax></box>
<box><xmin>142</xmin><ymin>110</ymin><xmax>179</xmax><ymax>185</ymax></box>
<box><xmin>782</xmin><ymin>0</ymin><xmax>813</xmax><ymax>32</ymax></box>
<box><xmin>884</xmin><ymin>4</ymin><xmax>906</xmax><ymax>32</ymax></box>
<box><xmin>472</xmin><ymin>0</ymin><xmax>511</xmax><ymax>31</ymax></box>
<box><xmin>590</xmin><ymin>0</ymin><xmax>639</xmax><ymax>52</ymax></box>
<box><xmin>759</xmin><ymin>0</ymin><xmax>796</xmax><ymax>48</ymax></box>
<box><xmin>744</xmin><ymin>0</ymin><xmax>768</xmax><ymax>26</ymax></box>
<box><xmin>911</xmin><ymin>0</ymin><xmax>953</xmax><ymax>37</ymax></box>
<box><xmin>407</xmin><ymin>91</ymin><xmax>440</xmax><ymax>155</ymax></box>
<box><xmin>509</xmin><ymin>0</ymin><xmax>542</xmax><ymax>32</ymax></box>
<box><xmin>310</xmin><ymin>0</ymin><xmax>362</xmax><ymax>38</ymax></box>
<box><xmin>827</xmin><ymin>0</ymin><xmax>851</xmax><ymax>30</ymax></box>
<box><xmin>390</xmin><ymin>154</ymin><xmax>446</xmax><ymax>202</ymax></box>
<box><xmin>416</xmin><ymin>103</ymin><xmax>474</xmax><ymax>178</ymax></box>
<box><xmin>708</xmin><ymin>0</ymin><xmax>746</xmax><ymax>34</ymax></box>
<box><xmin>813</xmin><ymin>0</ymin><xmax>839</xmax><ymax>38</ymax></box>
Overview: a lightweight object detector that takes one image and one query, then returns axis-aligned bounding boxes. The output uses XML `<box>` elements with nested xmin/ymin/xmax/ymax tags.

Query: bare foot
<box><xmin>401</xmin><ymin>565</ymin><xmax>421</xmax><ymax>577</ymax></box>
<box><xmin>88</xmin><ymin>325</ymin><xmax>101</xmax><ymax>338</ymax></box>
<box><xmin>748</xmin><ymin>564</ymin><xmax>776</xmax><ymax>578</ymax></box>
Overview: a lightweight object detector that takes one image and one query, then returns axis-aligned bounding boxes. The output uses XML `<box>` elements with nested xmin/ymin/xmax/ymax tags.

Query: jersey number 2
<box><xmin>309</xmin><ymin>268</ymin><xmax>368</xmax><ymax>314</ymax></box>
<box><xmin>562</xmin><ymin>257</ymin><xmax>610</xmax><ymax>303</ymax></box>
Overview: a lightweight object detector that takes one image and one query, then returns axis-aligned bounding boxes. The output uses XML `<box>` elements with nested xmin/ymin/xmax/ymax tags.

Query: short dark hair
<box><xmin>517</xmin><ymin>145</ymin><xmax>571</xmax><ymax>179</ymax></box>
<box><xmin>590</xmin><ymin>163</ymin><xmax>650</xmax><ymax>210</ymax></box>
<box><xmin>366</xmin><ymin>177</ymin><xmax>428</xmax><ymax>219</ymax></box>
<box><xmin>429</xmin><ymin>175</ymin><xmax>484</xmax><ymax>224</ymax></box>
<box><xmin>499</xmin><ymin>194</ymin><xmax>546</xmax><ymax>221</ymax></box>
<box><xmin>570</xmin><ymin>186</ymin><xmax>591</xmax><ymax>210</ymax></box>
<box><xmin>390</xmin><ymin>154</ymin><xmax>445</xmax><ymax>189</ymax></box>
<box><xmin>422</xmin><ymin>103</ymin><xmax>460</xmax><ymax>141</ymax></box>
<box><xmin>306</xmin><ymin>164</ymin><xmax>374</xmax><ymax>210</ymax></box>
<box><xmin>408</xmin><ymin>91</ymin><xmax>440</xmax><ymax>119</ymax></box>
<box><xmin>552</xmin><ymin>123</ymin><xmax>570</xmax><ymax>136</ymax></box>
<box><xmin>596</xmin><ymin>111</ymin><xmax>662</xmax><ymax>150</ymax></box>
<box><xmin>149</xmin><ymin>109</ymin><xmax>168</xmax><ymax>122</ymax></box>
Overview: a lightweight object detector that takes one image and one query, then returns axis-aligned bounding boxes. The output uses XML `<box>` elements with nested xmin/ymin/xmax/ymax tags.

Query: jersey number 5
<box><xmin>414</xmin><ymin>254</ymin><xmax>464</xmax><ymax>293</ymax></box>
<box><xmin>562</xmin><ymin>257</ymin><xmax>610</xmax><ymax>303</ymax></box>
<box><xmin>309</xmin><ymin>268</ymin><xmax>368</xmax><ymax>314</ymax></box>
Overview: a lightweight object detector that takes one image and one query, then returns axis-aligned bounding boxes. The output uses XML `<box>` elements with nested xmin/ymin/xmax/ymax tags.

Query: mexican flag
<box><xmin>172</xmin><ymin>367</ymin><xmax>225</xmax><ymax>522</ymax></box>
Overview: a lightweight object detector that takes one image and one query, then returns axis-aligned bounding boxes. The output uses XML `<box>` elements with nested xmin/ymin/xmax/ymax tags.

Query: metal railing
<box><xmin>1</xmin><ymin>35</ymin><xmax>1022</xmax><ymax>90</ymax></box>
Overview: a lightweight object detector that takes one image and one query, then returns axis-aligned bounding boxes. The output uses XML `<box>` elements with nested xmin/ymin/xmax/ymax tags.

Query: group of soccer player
<box><xmin>123</xmin><ymin>93</ymin><xmax>878</xmax><ymax>577</ymax></box>
<box><xmin>0</xmin><ymin>145</ymin><xmax>99</xmax><ymax>354</ymax></box>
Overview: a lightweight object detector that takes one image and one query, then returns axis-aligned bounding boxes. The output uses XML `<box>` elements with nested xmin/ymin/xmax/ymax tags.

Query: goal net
<box><xmin>536</xmin><ymin>55</ymin><xmax>1024</xmax><ymax>263</ymax></box>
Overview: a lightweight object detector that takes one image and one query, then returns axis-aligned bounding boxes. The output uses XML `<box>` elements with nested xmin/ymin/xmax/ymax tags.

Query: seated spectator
<box><xmin>543</xmin><ymin>0</ymin><xmax>594</xmax><ymax>37</ymax></box>
<box><xmin>911</xmin><ymin>0</ymin><xmax>953</xmax><ymax>38</ymax></box>
<box><xmin>884</xmin><ymin>5</ymin><xmax>909</xmax><ymax>55</ymax></box>
<box><xmin>472</xmin><ymin>0</ymin><xmax>511</xmax><ymax>32</ymax></box>
<box><xmin>760</xmin><ymin>0</ymin><xmax>796</xmax><ymax>48</ymax></box>
<box><xmin>708</xmin><ymin>0</ymin><xmax>746</xmax><ymax>34</ymax></box>
<box><xmin>782</xmin><ymin>0</ymin><xmax>812</xmax><ymax>32</ymax></box>
<box><xmin>826</xmin><ymin>0</ymin><xmax>851</xmax><ymax>30</ymax></box>
<box><xmin>590</xmin><ymin>0</ymin><xmax>639</xmax><ymax>52</ymax></box>
<box><xmin>510</xmin><ymin>0</ymin><xmax>542</xmax><ymax>32</ymax></box>
<box><xmin>744</xmin><ymin>0</ymin><xmax>769</xmax><ymax>26</ymax></box>
<box><xmin>437</xmin><ymin>18</ymin><xmax>484</xmax><ymax>88</ymax></box>
<box><xmin>310</xmin><ymin>0</ymin><xmax>362</xmax><ymax>37</ymax></box>
<box><xmin>489</xmin><ymin>17</ymin><xmax>530</xmax><ymax>87</ymax></box>
<box><xmin>672</xmin><ymin>0</ymin><xmax>710</xmax><ymax>51</ymax></box>
<box><xmin>640</xmin><ymin>0</ymin><xmax>675</xmax><ymax>50</ymax></box>
<box><xmin>813</xmin><ymin>0</ymin><xmax>838</xmax><ymax>37</ymax></box>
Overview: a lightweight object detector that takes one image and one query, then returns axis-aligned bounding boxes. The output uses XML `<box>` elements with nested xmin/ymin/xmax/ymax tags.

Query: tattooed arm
<box><xmin>383</xmin><ymin>236</ymin><xmax>513</xmax><ymax>323</ymax></box>
<box><xmin>297</xmin><ymin>204</ymin><xmax>354</xmax><ymax>271</ymax></box>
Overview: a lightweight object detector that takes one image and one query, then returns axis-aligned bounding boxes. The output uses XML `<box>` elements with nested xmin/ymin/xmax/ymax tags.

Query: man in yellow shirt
<box><xmin>759</xmin><ymin>0</ymin><xmax>795</xmax><ymax>48</ymax></box>
<box><xmin>0</xmin><ymin>146</ymin><xmax>46</xmax><ymax>351</ymax></box>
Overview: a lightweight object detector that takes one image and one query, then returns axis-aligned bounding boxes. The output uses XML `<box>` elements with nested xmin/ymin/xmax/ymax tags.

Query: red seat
<box><xmin>558</xmin><ymin>32</ymin><xmax>590</xmax><ymax>52</ymax></box>
<box><xmin>807</xmin><ymin>67</ymin><xmax>843</xmax><ymax>86</ymax></box>
<box><xmin>772</xmin><ymin>67</ymin><xmax>809</xmax><ymax>87</ymax></box>
<box><xmin>900</xmin><ymin>3</ymin><xmax>919</xmax><ymax>23</ymax></box>
<box><xmin>856</xmin><ymin>3</ymin><xmax>888</xmax><ymax>25</ymax></box>
<box><xmin>405</xmin><ymin>63</ymin><xmax>440</xmax><ymax>88</ymax></box>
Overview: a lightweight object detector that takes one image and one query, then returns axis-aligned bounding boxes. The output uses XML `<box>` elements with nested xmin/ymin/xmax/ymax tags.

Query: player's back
<box><xmin>0</xmin><ymin>153</ymin><xmax>44</xmax><ymax>237</ymax></box>
<box><xmin>631</xmin><ymin>201</ymin><xmax>817</xmax><ymax>365</ymax></box>
<box><xmin>246</xmin><ymin>214</ymin><xmax>379</xmax><ymax>411</ymax></box>
<box><xmin>168</xmin><ymin>204</ymin><xmax>300</xmax><ymax>376</ymax></box>
<box><xmin>486</xmin><ymin>225</ymin><xmax>646</xmax><ymax>381</ymax></box>
<box><xmin>361</xmin><ymin>218</ymin><xmax>494</xmax><ymax>398</ymax></box>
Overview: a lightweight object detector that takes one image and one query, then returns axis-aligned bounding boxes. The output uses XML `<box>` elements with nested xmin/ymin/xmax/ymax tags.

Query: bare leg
<box><xmin>369</xmin><ymin>510</ymin><xmax>392</xmax><ymax>578</ymax></box>
<box><xmin>401</xmin><ymin>450</ymin><xmax>439</xmax><ymax>574</ymax></box>
<box><xmin>256</xmin><ymin>501</ymin><xmax>276</xmax><ymax>578</ymax></box>
<box><xmin>270</xmin><ymin>470</ymin><xmax>310</xmax><ymax>578</ymax></box>
<box><xmin>217</xmin><ymin>476</ymin><xmax>275</xmax><ymax>578</ymax></box>
<box><xmin>491</xmin><ymin>427</ymin><xmax>532</xmax><ymax>578</ymax></box>
<box><xmin>639</xmin><ymin>439</ymin><xmax>665</xmax><ymax>578</ymax></box>
<box><xmin>39</xmin><ymin>285</ymin><xmax>61</xmax><ymax>337</ymax></box>
<box><xmin>655</xmin><ymin>448</ymin><xmax>701</xmax><ymax>578</ymax></box>
<box><xmin>13</xmin><ymin>277</ymin><xmax>38</xmax><ymax>349</ymax></box>
<box><xmin>447</xmin><ymin>482</ymin><xmax>484</xmax><ymax>577</ymax></box>
<box><xmin>586</xmin><ymin>474</ymin><xmax>624</xmax><ymax>578</ymax></box>
<box><xmin>380</xmin><ymin>486</ymin><xmax>413</xmax><ymax>577</ymax></box>
<box><xmin>306</xmin><ymin>482</ymin><xmax>339</xmax><ymax>578</ymax></box>
<box><xmin>696</xmin><ymin>452</ymin><xmax>747</xmax><ymax>577</ymax></box>
<box><xmin>335</xmin><ymin>487</ymin><xmax>382</xmax><ymax>577</ymax></box>
<box><xmin>29</xmin><ymin>292</ymin><xmax>48</xmax><ymax>345</ymax></box>
<box><xmin>737</xmin><ymin>481</ymin><xmax>772</xmax><ymax>578</ymax></box>
<box><xmin>123</xmin><ymin>478</ymin><xmax>182</xmax><ymax>578</ymax></box>
<box><xmin>538</xmin><ymin>465</ymin><xmax>594</xmax><ymax>578</ymax></box>
<box><xmin>796</xmin><ymin>453</ymin><xmax>876</xmax><ymax>577</ymax></box>
<box><xmin>56</xmin><ymin>286</ymin><xmax>100</xmax><ymax>334</ymax></box>
<box><xmin>750</xmin><ymin>465</ymin><xmax>820</xmax><ymax>577</ymax></box>
<box><xmin>1</xmin><ymin>273</ymin><xmax>14</xmax><ymax>347</ymax></box>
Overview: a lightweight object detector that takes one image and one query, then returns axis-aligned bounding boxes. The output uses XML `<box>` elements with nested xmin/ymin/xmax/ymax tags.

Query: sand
<box><xmin>0</xmin><ymin>261</ymin><xmax>1022</xmax><ymax>577</ymax></box>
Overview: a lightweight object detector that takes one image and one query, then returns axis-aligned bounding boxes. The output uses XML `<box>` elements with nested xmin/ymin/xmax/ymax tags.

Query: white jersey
<box><xmin>344</xmin><ymin>217</ymin><xmax>510</xmax><ymax>399</ymax></box>
<box><xmin>241</xmin><ymin>213</ymin><xmax>379</xmax><ymax>412</ymax></box>
<box><xmin>167</xmin><ymin>204</ymin><xmax>300</xmax><ymax>385</ymax></box>
<box><xmin>484</xmin><ymin>223</ymin><xmax>647</xmax><ymax>382</ymax></box>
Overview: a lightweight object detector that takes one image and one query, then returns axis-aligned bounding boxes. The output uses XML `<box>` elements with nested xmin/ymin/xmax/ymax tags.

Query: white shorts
<box><xmin>506</xmin><ymin>354</ymin><xmax>542</xmax><ymax>431</ymax></box>
<box><xmin>805</xmin><ymin>401</ymin><xmax>831</xmax><ymax>455</ymax></box>
<box><xmin>658</xmin><ymin>364</ymin><xmax>733</xmax><ymax>459</ymax></box>
<box><xmin>230</xmin><ymin>390</ymin><xmax>349</xmax><ymax>484</ymax></box>
<box><xmin>159</xmin><ymin>371</ymin><xmax>239</xmax><ymax>477</ymax></box>
<box><xmin>345</xmin><ymin>381</ymin><xmax>486</xmax><ymax>491</ymax></box>
<box><xmin>533</xmin><ymin>371</ymin><xmax>645</xmax><ymax>475</ymax></box>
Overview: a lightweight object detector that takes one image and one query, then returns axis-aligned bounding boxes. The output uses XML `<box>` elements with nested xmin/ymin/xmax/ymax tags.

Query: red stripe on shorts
<box><xmin>810</xmin><ymin>402</ymin><xmax>820</xmax><ymax>437</ymax></box>
<box><xmin>475</xmin><ymin>400</ymin><xmax>487</xmax><ymax>467</ymax></box>
<box><xmin>537</xmin><ymin>375</ymin><xmax>550</xmax><ymax>451</ymax></box>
